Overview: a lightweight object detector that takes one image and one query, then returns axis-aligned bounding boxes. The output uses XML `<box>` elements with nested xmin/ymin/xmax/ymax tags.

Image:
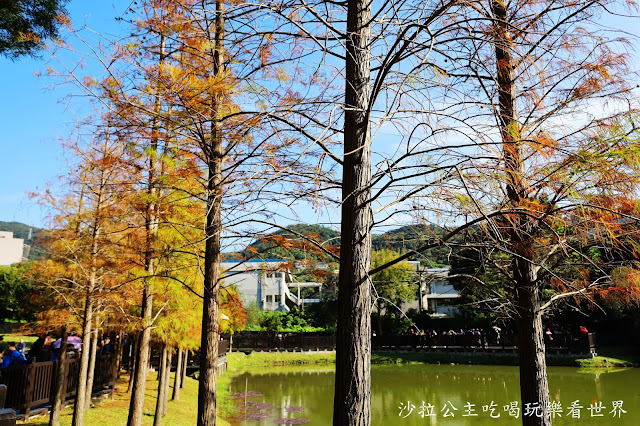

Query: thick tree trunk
<box><xmin>492</xmin><ymin>2</ymin><xmax>551</xmax><ymax>425</ymax></box>
<box><xmin>172</xmin><ymin>348</ymin><xmax>182</xmax><ymax>400</ymax></box>
<box><xmin>49</xmin><ymin>329</ymin><xmax>68</xmax><ymax>426</ymax></box>
<box><xmin>153</xmin><ymin>345</ymin><xmax>168</xmax><ymax>426</ymax></box>
<box><xmin>515</xmin><ymin>274</ymin><xmax>550</xmax><ymax>426</ymax></box>
<box><xmin>197</xmin><ymin>1</ymin><xmax>224</xmax><ymax>425</ymax></box>
<box><xmin>85</xmin><ymin>325</ymin><xmax>98</xmax><ymax>410</ymax></box>
<box><xmin>333</xmin><ymin>0</ymin><xmax>373</xmax><ymax>424</ymax></box>
<box><xmin>162</xmin><ymin>350</ymin><xmax>172</xmax><ymax>415</ymax></box>
<box><xmin>72</xmin><ymin>299</ymin><xmax>93</xmax><ymax>426</ymax></box>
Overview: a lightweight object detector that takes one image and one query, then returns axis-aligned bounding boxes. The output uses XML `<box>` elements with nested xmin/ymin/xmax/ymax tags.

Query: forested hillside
<box><xmin>238</xmin><ymin>223</ymin><xmax>462</xmax><ymax>267</ymax></box>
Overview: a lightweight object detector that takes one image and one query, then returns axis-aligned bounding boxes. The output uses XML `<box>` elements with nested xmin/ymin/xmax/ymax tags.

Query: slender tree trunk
<box><xmin>162</xmin><ymin>350</ymin><xmax>172</xmax><ymax>415</ymax></box>
<box><xmin>85</xmin><ymin>324</ymin><xmax>98</xmax><ymax>410</ymax></box>
<box><xmin>172</xmin><ymin>348</ymin><xmax>182</xmax><ymax>400</ymax></box>
<box><xmin>117</xmin><ymin>330</ymin><xmax>125</xmax><ymax>379</ymax></box>
<box><xmin>158</xmin><ymin>344</ymin><xmax>164</xmax><ymax>381</ymax></box>
<box><xmin>333</xmin><ymin>0</ymin><xmax>373</xmax><ymax>424</ymax></box>
<box><xmin>73</xmin><ymin>115</ymin><xmax>113</xmax><ymax>426</ymax></box>
<box><xmin>127</xmin><ymin>334</ymin><xmax>138</xmax><ymax>393</ymax></box>
<box><xmin>72</xmin><ymin>298</ymin><xmax>94</xmax><ymax>426</ymax></box>
<box><xmin>127</xmin><ymin>284</ymin><xmax>154</xmax><ymax>426</ymax></box>
<box><xmin>127</xmin><ymin>29</ymin><xmax>165</xmax><ymax>426</ymax></box>
<box><xmin>153</xmin><ymin>346</ymin><xmax>168</xmax><ymax>426</ymax></box>
<box><xmin>49</xmin><ymin>328</ymin><xmax>68</xmax><ymax>426</ymax></box>
<box><xmin>197</xmin><ymin>2</ymin><xmax>224</xmax><ymax>425</ymax></box>
<box><xmin>181</xmin><ymin>349</ymin><xmax>188</xmax><ymax>388</ymax></box>
<box><xmin>492</xmin><ymin>2</ymin><xmax>550</xmax><ymax>425</ymax></box>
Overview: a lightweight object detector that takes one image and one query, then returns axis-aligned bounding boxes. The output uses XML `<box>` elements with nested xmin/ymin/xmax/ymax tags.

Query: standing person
<box><xmin>29</xmin><ymin>334</ymin><xmax>45</xmax><ymax>361</ymax></box>
<box><xmin>29</xmin><ymin>334</ymin><xmax>52</xmax><ymax>362</ymax></box>
<box><xmin>492</xmin><ymin>325</ymin><xmax>501</xmax><ymax>345</ymax></box>
<box><xmin>0</xmin><ymin>336</ymin><xmax>6</xmax><ymax>356</ymax></box>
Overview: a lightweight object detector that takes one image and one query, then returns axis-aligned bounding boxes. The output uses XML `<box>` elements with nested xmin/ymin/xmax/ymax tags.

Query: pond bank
<box><xmin>224</xmin><ymin>349</ymin><xmax>636</xmax><ymax>368</ymax></box>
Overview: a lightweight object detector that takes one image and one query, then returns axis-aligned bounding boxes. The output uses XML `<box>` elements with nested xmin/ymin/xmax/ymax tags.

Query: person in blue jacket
<box><xmin>1</xmin><ymin>343</ymin><xmax>27</xmax><ymax>368</ymax></box>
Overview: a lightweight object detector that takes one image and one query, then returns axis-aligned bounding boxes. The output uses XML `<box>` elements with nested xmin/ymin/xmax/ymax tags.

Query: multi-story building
<box><xmin>403</xmin><ymin>264</ymin><xmax>460</xmax><ymax>317</ymax></box>
<box><xmin>221</xmin><ymin>260</ymin><xmax>323</xmax><ymax>311</ymax></box>
<box><xmin>0</xmin><ymin>231</ymin><xmax>28</xmax><ymax>266</ymax></box>
<box><xmin>418</xmin><ymin>267</ymin><xmax>460</xmax><ymax>316</ymax></box>
<box><xmin>223</xmin><ymin>259</ymin><xmax>458</xmax><ymax>316</ymax></box>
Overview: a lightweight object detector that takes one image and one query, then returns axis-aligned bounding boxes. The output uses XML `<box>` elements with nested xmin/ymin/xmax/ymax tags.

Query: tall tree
<box><xmin>30</xmin><ymin>115</ymin><xmax>129</xmax><ymax>426</ymax></box>
<box><xmin>67</xmin><ymin>122</ymin><xmax>127</xmax><ymax>426</ymax></box>
<box><xmin>126</xmin><ymin>16</ymin><xmax>166</xmax><ymax>426</ymax></box>
<box><xmin>411</xmin><ymin>1</ymin><xmax>640</xmax><ymax>425</ymax></box>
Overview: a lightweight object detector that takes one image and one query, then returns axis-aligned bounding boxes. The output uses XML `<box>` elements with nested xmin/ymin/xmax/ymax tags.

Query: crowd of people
<box><xmin>0</xmin><ymin>334</ymin><xmax>115</xmax><ymax>369</ymax></box>
<box><xmin>392</xmin><ymin>324</ymin><xmax>592</xmax><ymax>348</ymax></box>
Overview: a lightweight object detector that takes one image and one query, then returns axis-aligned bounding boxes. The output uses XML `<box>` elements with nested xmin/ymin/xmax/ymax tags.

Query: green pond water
<box><xmin>227</xmin><ymin>364</ymin><xmax>640</xmax><ymax>425</ymax></box>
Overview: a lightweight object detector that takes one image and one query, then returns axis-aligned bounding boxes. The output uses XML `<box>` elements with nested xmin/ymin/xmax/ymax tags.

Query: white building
<box><xmin>403</xmin><ymin>265</ymin><xmax>460</xmax><ymax>317</ymax></box>
<box><xmin>419</xmin><ymin>268</ymin><xmax>460</xmax><ymax>316</ymax></box>
<box><xmin>221</xmin><ymin>260</ymin><xmax>323</xmax><ymax>311</ymax></box>
<box><xmin>0</xmin><ymin>231</ymin><xmax>28</xmax><ymax>266</ymax></box>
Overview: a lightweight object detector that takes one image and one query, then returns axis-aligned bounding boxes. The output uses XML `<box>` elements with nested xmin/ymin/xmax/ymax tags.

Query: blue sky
<box><xmin>1</xmin><ymin>1</ymin><xmax>639</xmax><ymax>230</ymax></box>
<box><xmin>0</xmin><ymin>1</ymin><xmax>129</xmax><ymax>228</ymax></box>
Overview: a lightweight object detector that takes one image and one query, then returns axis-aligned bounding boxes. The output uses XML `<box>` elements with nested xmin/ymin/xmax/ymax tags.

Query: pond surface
<box><xmin>227</xmin><ymin>364</ymin><xmax>640</xmax><ymax>425</ymax></box>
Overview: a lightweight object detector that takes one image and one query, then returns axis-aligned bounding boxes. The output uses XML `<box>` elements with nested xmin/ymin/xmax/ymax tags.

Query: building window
<box><xmin>266</xmin><ymin>295</ymin><xmax>273</xmax><ymax>303</ymax></box>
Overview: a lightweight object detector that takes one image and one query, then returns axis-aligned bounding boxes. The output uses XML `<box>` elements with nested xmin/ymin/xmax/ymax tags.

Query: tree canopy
<box><xmin>0</xmin><ymin>0</ymin><xmax>67</xmax><ymax>59</ymax></box>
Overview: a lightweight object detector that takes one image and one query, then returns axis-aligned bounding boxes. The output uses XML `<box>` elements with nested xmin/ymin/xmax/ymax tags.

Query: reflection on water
<box><xmin>228</xmin><ymin>364</ymin><xmax>639</xmax><ymax>425</ymax></box>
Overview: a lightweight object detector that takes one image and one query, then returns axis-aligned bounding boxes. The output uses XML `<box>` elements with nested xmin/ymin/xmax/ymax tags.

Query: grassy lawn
<box><xmin>227</xmin><ymin>351</ymin><xmax>335</xmax><ymax>369</ymax></box>
<box><xmin>2</xmin><ymin>335</ymin><xmax>38</xmax><ymax>349</ymax></box>
<box><xmin>575</xmin><ymin>356</ymin><xmax>635</xmax><ymax>368</ymax></box>
<box><xmin>371</xmin><ymin>348</ymin><xmax>640</xmax><ymax>368</ymax></box>
<box><xmin>226</xmin><ymin>349</ymin><xmax>639</xmax><ymax>368</ymax></box>
<box><xmin>20</xmin><ymin>371</ymin><xmax>231</xmax><ymax>426</ymax></box>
